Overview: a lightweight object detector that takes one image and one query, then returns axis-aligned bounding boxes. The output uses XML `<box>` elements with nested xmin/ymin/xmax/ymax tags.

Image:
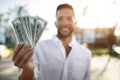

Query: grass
<box><xmin>90</xmin><ymin>47</ymin><xmax>109</xmax><ymax>56</ymax></box>
<box><xmin>89</xmin><ymin>47</ymin><xmax>120</xmax><ymax>58</ymax></box>
<box><xmin>9</xmin><ymin>48</ymin><xmax>14</xmax><ymax>55</ymax></box>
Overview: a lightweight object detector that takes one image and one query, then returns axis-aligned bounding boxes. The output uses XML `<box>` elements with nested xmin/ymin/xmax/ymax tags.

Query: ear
<box><xmin>54</xmin><ymin>21</ymin><xmax>58</xmax><ymax>28</ymax></box>
<box><xmin>75</xmin><ymin>21</ymin><xmax>77</xmax><ymax>25</ymax></box>
<box><xmin>74</xmin><ymin>20</ymin><xmax>77</xmax><ymax>27</ymax></box>
<box><xmin>73</xmin><ymin>17</ymin><xmax>77</xmax><ymax>25</ymax></box>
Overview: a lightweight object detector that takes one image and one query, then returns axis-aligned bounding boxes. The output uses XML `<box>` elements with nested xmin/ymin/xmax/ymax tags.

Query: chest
<box><xmin>40</xmin><ymin>45</ymin><xmax>88</xmax><ymax>72</ymax></box>
<box><xmin>38</xmin><ymin>44</ymin><xmax>88</xmax><ymax>80</ymax></box>
<box><xmin>40</xmin><ymin>49</ymin><xmax>88</xmax><ymax>80</ymax></box>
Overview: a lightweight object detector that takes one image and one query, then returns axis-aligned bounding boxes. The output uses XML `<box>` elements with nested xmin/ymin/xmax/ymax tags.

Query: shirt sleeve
<box><xmin>84</xmin><ymin>50</ymin><xmax>92</xmax><ymax>80</ymax></box>
<box><xmin>33</xmin><ymin>44</ymin><xmax>41</xmax><ymax>80</ymax></box>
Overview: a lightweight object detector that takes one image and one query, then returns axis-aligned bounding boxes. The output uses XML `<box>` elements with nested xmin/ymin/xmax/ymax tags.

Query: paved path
<box><xmin>91</xmin><ymin>55</ymin><xmax>120</xmax><ymax>80</ymax></box>
<box><xmin>0</xmin><ymin>56</ymin><xmax>19</xmax><ymax>80</ymax></box>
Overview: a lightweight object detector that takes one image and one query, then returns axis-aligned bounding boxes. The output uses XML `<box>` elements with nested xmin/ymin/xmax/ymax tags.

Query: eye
<box><xmin>58</xmin><ymin>17</ymin><xmax>63</xmax><ymax>21</ymax></box>
<box><xmin>67</xmin><ymin>17</ymin><xmax>73</xmax><ymax>21</ymax></box>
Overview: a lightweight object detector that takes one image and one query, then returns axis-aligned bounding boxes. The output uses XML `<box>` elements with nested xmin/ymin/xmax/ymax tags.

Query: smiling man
<box><xmin>12</xmin><ymin>3</ymin><xmax>92</xmax><ymax>80</ymax></box>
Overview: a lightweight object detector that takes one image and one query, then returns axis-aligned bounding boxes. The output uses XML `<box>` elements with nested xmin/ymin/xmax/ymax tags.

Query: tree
<box><xmin>0</xmin><ymin>13</ymin><xmax>4</xmax><ymax>24</ymax></box>
<box><xmin>7</xmin><ymin>5</ymin><xmax>28</xmax><ymax>19</ymax></box>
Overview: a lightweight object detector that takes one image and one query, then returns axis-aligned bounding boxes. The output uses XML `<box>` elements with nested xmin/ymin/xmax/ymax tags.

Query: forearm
<box><xmin>19</xmin><ymin>67</ymin><xmax>34</xmax><ymax>80</ymax></box>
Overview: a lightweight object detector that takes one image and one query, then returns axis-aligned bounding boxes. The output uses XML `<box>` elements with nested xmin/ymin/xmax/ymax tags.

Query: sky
<box><xmin>0</xmin><ymin>0</ymin><xmax>26</xmax><ymax>13</ymax></box>
<box><xmin>0</xmin><ymin>0</ymin><xmax>119</xmax><ymax>27</ymax></box>
<box><xmin>0</xmin><ymin>0</ymin><xmax>120</xmax><ymax>39</ymax></box>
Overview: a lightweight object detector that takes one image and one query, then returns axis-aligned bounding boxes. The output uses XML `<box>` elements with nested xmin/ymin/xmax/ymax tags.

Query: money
<box><xmin>12</xmin><ymin>16</ymin><xmax>47</xmax><ymax>47</ymax></box>
<box><xmin>34</xmin><ymin>16</ymin><xmax>47</xmax><ymax>46</ymax></box>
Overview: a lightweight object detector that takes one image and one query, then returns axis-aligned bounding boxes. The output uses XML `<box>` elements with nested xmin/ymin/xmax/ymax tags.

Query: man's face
<box><xmin>55</xmin><ymin>8</ymin><xmax>76</xmax><ymax>38</ymax></box>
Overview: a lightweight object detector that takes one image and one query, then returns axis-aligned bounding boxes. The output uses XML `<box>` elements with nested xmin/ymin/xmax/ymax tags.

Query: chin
<box><xmin>60</xmin><ymin>33</ymin><xmax>72</xmax><ymax>38</ymax></box>
<box><xmin>58</xmin><ymin>31</ymin><xmax>72</xmax><ymax>38</ymax></box>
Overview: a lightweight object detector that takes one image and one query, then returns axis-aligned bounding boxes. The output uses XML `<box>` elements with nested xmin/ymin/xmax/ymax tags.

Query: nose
<box><xmin>62</xmin><ymin>19</ymin><xmax>69</xmax><ymax>25</ymax></box>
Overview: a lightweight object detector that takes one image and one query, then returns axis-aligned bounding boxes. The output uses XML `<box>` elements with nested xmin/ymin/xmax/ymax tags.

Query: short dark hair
<box><xmin>56</xmin><ymin>3</ymin><xmax>75</xmax><ymax>16</ymax></box>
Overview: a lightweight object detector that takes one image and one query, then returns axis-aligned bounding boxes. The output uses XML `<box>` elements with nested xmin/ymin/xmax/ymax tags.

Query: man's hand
<box><xmin>12</xmin><ymin>42</ymin><xmax>34</xmax><ymax>69</ymax></box>
<box><xmin>12</xmin><ymin>42</ymin><xmax>34</xmax><ymax>80</ymax></box>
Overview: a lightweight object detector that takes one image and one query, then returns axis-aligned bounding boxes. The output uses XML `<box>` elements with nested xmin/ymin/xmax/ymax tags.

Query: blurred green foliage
<box><xmin>9</xmin><ymin>48</ymin><xmax>14</xmax><ymax>55</ymax></box>
<box><xmin>90</xmin><ymin>47</ymin><xmax>120</xmax><ymax>58</ymax></box>
<box><xmin>7</xmin><ymin>44</ymin><xmax>15</xmax><ymax>55</ymax></box>
<box><xmin>90</xmin><ymin>48</ymin><xmax>108</xmax><ymax>56</ymax></box>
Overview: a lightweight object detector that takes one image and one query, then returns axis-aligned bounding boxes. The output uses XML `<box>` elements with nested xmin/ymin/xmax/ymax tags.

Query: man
<box><xmin>12</xmin><ymin>3</ymin><xmax>91</xmax><ymax>80</ymax></box>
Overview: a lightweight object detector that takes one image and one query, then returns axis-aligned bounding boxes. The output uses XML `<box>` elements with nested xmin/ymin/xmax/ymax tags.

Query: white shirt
<box><xmin>34</xmin><ymin>36</ymin><xmax>91</xmax><ymax>80</ymax></box>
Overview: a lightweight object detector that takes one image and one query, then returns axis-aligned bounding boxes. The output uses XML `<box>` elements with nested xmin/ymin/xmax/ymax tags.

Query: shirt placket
<box><xmin>58</xmin><ymin>42</ymin><xmax>68</xmax><ymax>80</ymax></box>
<box><xmin>61</xmin><ymin>60</ymin><xmax>69</xmax><ymax>80</ymax></box>
<box><xmin>58</xmin><ymin>41</ymin><xmax>74</xmax><ymax>80</ymax></box>
<box><xmin>58</xmin><ymin>42</ymin><xmax>66</xmax><ymax>60</ymax></box>
<box><xmin>61</xmin><ymin>47</ymin><xmax>74</xmax><ymax>80</ymax></box>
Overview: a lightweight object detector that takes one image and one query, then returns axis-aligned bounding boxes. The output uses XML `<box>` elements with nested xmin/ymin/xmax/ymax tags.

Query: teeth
<box><xmin>62</xmin><ymin>28</ymin><xmax>68</xmax><ymax>31</ymax></box>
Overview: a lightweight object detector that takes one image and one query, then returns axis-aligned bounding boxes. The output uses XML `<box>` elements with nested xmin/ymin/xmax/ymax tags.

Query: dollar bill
<box><xmin>12</xmin><ymin>16</ymin><xmax>47</xmax><ymax>47</ymax></box>
<box><xmin>28</xmin><ymin>16</ymin><xmax>36</xmax><ymax>47</ymax></box>
<box><xmin>18</xmin><ymin>17</ymin><xmax>32</xmax><ymax>46</ymax></box>
<box><xmin>33</xmin><ymin>16</ymin><xmax>47</xmax><ymax>46</ymax></box>
<box><xmin>12</xmin><ymin>18</ymin><xmax>29</xmax><ymax>44</ymax></box>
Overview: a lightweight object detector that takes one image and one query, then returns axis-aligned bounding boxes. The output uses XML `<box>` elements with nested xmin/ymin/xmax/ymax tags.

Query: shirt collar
<box><xmin>52</xmin><ymin>35</ymin><xmax>77</xmax><ymax>47</ymax></box>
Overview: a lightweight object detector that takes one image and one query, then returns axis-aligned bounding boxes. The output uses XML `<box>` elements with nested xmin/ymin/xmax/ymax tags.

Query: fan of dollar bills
<box><xmin>12</xmin><ymin>16</ymin><xmax>47</xmax><ymax>47</ymax></box>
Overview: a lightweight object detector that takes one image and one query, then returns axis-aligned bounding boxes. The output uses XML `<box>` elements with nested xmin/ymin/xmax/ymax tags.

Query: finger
<box><xmin>25</xmin><ymin>48</ymin><xmax>34</xmax><ymax>63</ymax></box>
<box><xmin>18</xmin><ymin>48</ymin><xmax>33</xmax><ymax>67</ymax></box>
<box><xmin>12</xmin><ymin>42</ymin><xmax>24</xmax><ymax>61</ymax></box>
<box><xmin>13</xmin><ymin>42</ymin><xmax>24</xmax><ymax>53</ymax></box>
<box><xmin>14</xmin><ymin>43</ymin><xmax>31</xmax><ymax>65</ymax></box>
<box><xmin>23</xmin><ymin>49</ymin><xmax>34</xmax><ymax>68</ymax></box>
<box><xmin>17</xmin><ymin>48</ymin><xmax>34</xmax><ymax>69</ymax></box>
<box><xmin>14</xmin><ymin>48</ymin><xmax>31</xmax><ymax>67</ymax></box>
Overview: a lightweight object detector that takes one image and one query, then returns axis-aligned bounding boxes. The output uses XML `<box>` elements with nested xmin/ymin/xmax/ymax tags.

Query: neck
<box><xmin>57</xmin><ymin>34</ymin><xmax>72</xmax><ymax>57</ymax></box>
<box><xmin>57</xmin><ymin>34</ymin><xmax>72</xmax><ymax>44</ymax></box>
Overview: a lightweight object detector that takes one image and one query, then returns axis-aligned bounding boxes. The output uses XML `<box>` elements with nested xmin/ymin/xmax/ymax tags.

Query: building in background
<box><xmin>0</xmin><ymin>24</ymin><xmax>16</xmax><ymax>45</ymax></box>
<box><xmin>74</xmin><ymin>27</ymin><xmax>116</xmax><ymax>48</ymax></box>
<box><xmin>0</xmin><ymin>25</ymin><xmax>6</xmax><ymax>44</ymax></box>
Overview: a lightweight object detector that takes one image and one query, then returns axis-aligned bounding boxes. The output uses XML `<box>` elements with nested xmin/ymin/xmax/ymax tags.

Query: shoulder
<box><xmin>34</xmin><ymin>39</ymin><xmax>53</xmax><ymax>54</ymax></box>
<box><xmin>34</xmin><ymin>39</ymin><xmax>54</xmax><ymax>50</ymax></box>
<box><xmin>75</xmin><ymin>43</ymin><xmax>92</xmax><ymax>58</ymax></box>
<box><xmin>36</xmin><ymin>39</ymin><xmax>53</xmax><ymax>46</ymax></box>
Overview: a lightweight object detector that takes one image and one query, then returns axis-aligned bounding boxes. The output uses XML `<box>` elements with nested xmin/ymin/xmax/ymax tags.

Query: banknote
<box><xmin>12</xmin><ymin>17</ymin><xmax>31</xmax><ymax>45</ymax></box>
<box><xmin>29</xmin><ymin>16</ymin><xmax>36</xmax><ymax>46</ymax></box>
<box><xmin>12</xmin><ymin>16</ymin><xmax>47</xmax><ymax>47</ymax></box>
<box><xmin>18</xmin><ymin>17</ymin><xmax>32</xmax><ymax>45</ymax></box>
<box><xmin>34</xmin><ymin>16</ymin><xmax>47</xmax><ymax>46</ymax></box>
